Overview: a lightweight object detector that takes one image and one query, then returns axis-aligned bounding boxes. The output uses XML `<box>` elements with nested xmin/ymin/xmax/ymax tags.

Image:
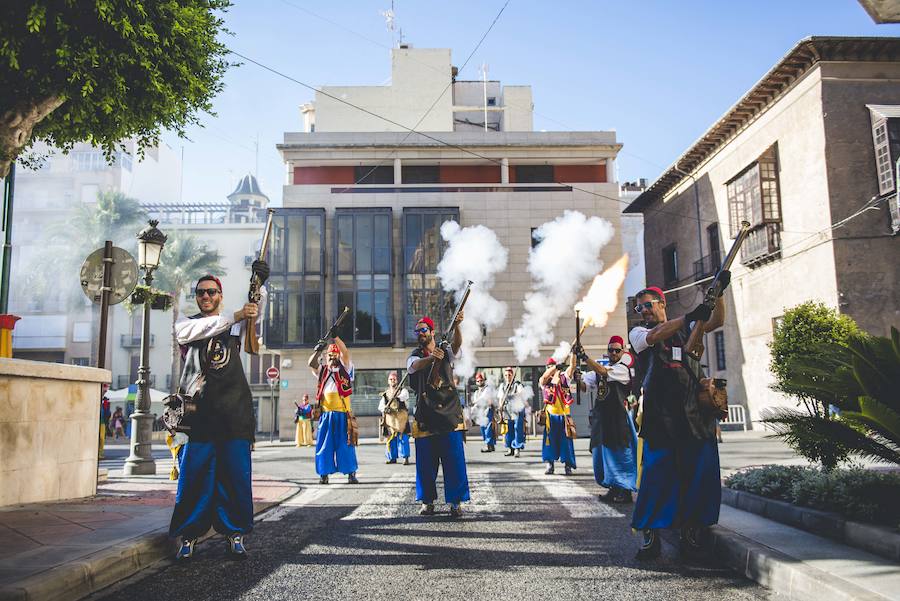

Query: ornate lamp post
<box><xmin>123</xmin><ymin>220</ymin><xmax>167</xmax><ymax>475</ymax></box>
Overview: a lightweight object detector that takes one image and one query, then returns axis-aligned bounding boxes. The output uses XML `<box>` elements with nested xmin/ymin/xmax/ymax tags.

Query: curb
<box><xmin>722</xmin><ymin>488</ymin><xmax>900</xmax><ymax>563</ymax></box>
<box><xmin>0</xmin><ymin>492</ymin><xmax>298</xmax><ymax>601</ymax></box>
<box><xmin>709</xmin><ymin>525</ymin><xmax>892</xmax><ymax>601</ymax></box>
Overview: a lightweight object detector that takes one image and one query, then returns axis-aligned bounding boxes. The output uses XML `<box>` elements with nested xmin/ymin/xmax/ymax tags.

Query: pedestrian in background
<box><xmin>294</xmin><ymin>394</ymin><xmax>314</xmax><ymax>447</ymax></box>
<box><xmin>110</xmin><ymin>406</ymin><xmax>125</xmax><ymax>440</ymax></box>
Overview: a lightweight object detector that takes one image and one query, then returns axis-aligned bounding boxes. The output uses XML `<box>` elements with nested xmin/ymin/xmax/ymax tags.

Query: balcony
<box><xmin>692</xmin><ymin>253</ymin><xmax>722</xmax><ymax>281</ymax></box>
<box><xmin>741</xmin><ymin>223</ymin><xmax>781</xmax><ymax>267</ymax></box>
<box><xmin>115</xmin><ymin>374</ymin><xmax>156</xmax><ymax>389</ymax></box>
<box><xmin>120</xmin><ymin>334</ymin><xmax>155</xmax><ymax>348</ymax></box>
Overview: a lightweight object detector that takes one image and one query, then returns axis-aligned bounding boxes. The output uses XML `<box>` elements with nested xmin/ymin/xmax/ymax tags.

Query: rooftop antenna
<box><xmin>481</xmin><ymin>62</ymin><xmax>489</xmax><ymax>132</ymax></box>
<box><xmin>380</xmin><ymin>1</ymin><xmax>396</xmax><ymax>47</ymax></box>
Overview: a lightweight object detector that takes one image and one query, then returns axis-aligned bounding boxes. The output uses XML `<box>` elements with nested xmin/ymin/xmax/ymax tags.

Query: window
<box><xmin>266</xmin><ymin>209</ymin><xmax>325</xmax><ymax>348</ymax></box>
<box><xmin>72</xmin><ymin>322</ymin><xmax>91</xmax><ymax>342</ymax></box>
<box><xmin>662</xmin><ymin>244</ymin><xmax>678</xmax><ymax>285</ymax></box>
<box><xmin>403</xmin><ymin>208</ymin><xmax>459</xmax><ymax>343</ymax></box>
<box><xmin>707</xmin><ymin>224</ymin><xmax>721</xmax><ymax>271</ymax></box>
<box><xmin>869</xmin><ymin>109</ymin><xmax>900</xmax><ymax>195</ymax></box>
<box><xmin>714</xmin><ymin>331</ymin><xmax>726</xmax><ymax>371</ymax></box>
<box><xmin>530</xmin><ymin>227</ymin><xmax>540</xmax><ymax>248</ymax></box>
<box><xmin>727</xmin><ymin>144</ymin><xmax>782</xmax><ymax>266</ymax></box>
<box><xmin>72</xmin><ymin>151</ymin><xmax>107</xmax><ymax>172</ymax></box>
<box><xmin>514</xmin><ymin>165</ymin><xmax>554</xmax><ymax>183</ymax></box>
<box><xmin>334</xmin><ymin>208</ymin><xmax>392</xmax><ymax>345</ymax></box>
<box><xmin>353</xmin><ymin>165</ymin><xmax>393</xmax><ymax>185</ymax></box>
<box><xmin>486</xmin><ymin>97</ymin><xmax>497</xmax><ymax>107</ymax></box>
<box><xmin>402</xmin><ymin>165</ymin><xmax>440</xmax><ymax>184</ymax></box>
<box><xmin>71</xmin><ymin>357</ymin><xmax>90</xmax><ymax>366</ymax></box>
<box><xmin>350</xmin><ymin>369</ymin><xmax>414</xmax><ymax>417</ymax></box>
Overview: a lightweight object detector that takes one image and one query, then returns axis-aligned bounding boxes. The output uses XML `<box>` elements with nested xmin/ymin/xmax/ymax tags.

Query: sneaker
<box><xmin>449</xmin><ymin>504</ymin><xmax>463</xmax><ymax>518</ymax></box>
<box><xmin>386</xmin><ymin>459</ymin><xmax>397</xmax><ymax>464</ymax></box>
<box><xmin>564</xmin><ymin>464</ymin><xmax>573</xmax><ymax>476</ymax></box>
<box><xmin>319</xmin><ymin>474</ymin><xmax>329</xmax><ymax>485</ymax></box>
<box><xmin>348</xmin><ymin>473</ymin><xmax>360</xmax><ymax>484</ymax></box>
<box><xmin>504</xmin><ymin>448</ymin><xmax>515</xmax><ymax>457</ymax></box>
<box><xmin>481</xmin><ymin>446</ymin><xmax>491</xmax><ymax>453</ymax></box>
<box><xmin>403</xmin><ymin>457</ymin><xmax>410</xmax><ymax>465</ymax></box>
<box><xmin>544</xmin><ymin>461</ymin><xmax>555</xmax><ymax>475</ymax></box>
<box><xmin>175</xmin><ymin>537</ymin><xmax>196</xmax><ymax>560</ymax></box>
<box><xmin>514</xmin><ymin>449</ymin><xmax>521</xmax><ymax>458</ymax></box>
<box><xmin>419</xmin><ymin>503</ymin><xmax>435</xmax><ymax>516</ymax></box>
<box><xmin>636</xmin><ymin>529</ymin><xmax>661</xmax><ymax>560</ymax></box>
<box><xmin>226</xmin><ymin>534</ymin><xmax>248</xmax><ymax>560</ymax></box>
<box><xmin>680</xmin><ymin>526</ymin><xmax>708</xmax><ymax>559</ymax></box>
<box><xmin>488</xmin><ymin>445</ymin><xmax>495</xmax><ymax>452</ymax></box>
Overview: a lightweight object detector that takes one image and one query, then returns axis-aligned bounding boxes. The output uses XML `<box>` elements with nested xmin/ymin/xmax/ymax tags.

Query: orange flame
<box><xmin>574</xmin><ymin>254</ymin><xmax>629</xmax><ymax>329</ymax></box>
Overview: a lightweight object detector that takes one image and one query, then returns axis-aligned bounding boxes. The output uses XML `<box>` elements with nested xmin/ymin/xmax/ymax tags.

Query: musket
<box><xmin>314</xmin><ymin>306</ymin><xmax>352</xmax><ymax>353</ymax></box>
<box><xmin>574</xmin><ymin>310</ymin><xmax>582</xmax><ymax>406</ymax></box>
<box><xmin>385</xmin><ymin>372</ymin><xmax>410</xmax><ymax>413</ymax></box>
<box><xmin>684</xmin><ymin>220</ymin><xmax>752</xmax><ymax>361</ymax></box>
<box><xmin>426</xmin><ymin>280</ymin><xmax>473</xmax><ymax>389</ymax></box>
<box><xmin>244</xmin><ymin>209</ymin><xmax>276</xmax><ymax>355</ymax></box>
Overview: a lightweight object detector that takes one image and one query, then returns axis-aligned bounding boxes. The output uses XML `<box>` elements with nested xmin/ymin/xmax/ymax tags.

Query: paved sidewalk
<box><xmin>0</xmin><ymin>464</ymin><xmax>300</xmax><ymax>601</ymax></box>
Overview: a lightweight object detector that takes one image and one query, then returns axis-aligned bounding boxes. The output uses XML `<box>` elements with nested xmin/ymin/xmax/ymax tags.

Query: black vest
<box><xmin>409</xmin><ymin>345</ymin><xmax>464</xmax><ymax>435</ymax></box>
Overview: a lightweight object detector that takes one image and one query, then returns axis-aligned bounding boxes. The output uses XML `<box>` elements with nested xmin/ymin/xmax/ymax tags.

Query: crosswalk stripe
<box><xmin>529</xmin><ymin>472</ymin><xmax>625</xmax><ymax>518</ymax></box>
<box><xmin>260</xmin><ymin>482</ymin><xmax>348</xmax><ymax>522</ymax></box>
<box><xmin>466</xmin><ymin>471</ymin><xmax>503</xmax><ymax>514</ymax></box>
<box><xmin>342</xmin><ymin>473</ymin><xmax>416</xmax><ymax>520</ymax></box>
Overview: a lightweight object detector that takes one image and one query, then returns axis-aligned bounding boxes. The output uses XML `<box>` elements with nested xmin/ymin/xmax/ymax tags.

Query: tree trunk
<box><xmin>0</xmin><ymin>96</ymin><xmax>66</xmax><ymax>178</ymax></box>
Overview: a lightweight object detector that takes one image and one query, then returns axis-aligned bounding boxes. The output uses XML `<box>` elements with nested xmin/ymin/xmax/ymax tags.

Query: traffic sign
<box><xmin>280</xmin><ymin>379</ymin><xmax>289</xmax><ymax>390</ymax></box>
<box><xmin>266</xmin><ymin>366</ymin><xmax>280</xmax><ymax>380</ymax></box>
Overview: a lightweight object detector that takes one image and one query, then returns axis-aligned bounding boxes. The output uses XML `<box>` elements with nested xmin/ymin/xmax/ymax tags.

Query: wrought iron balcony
<box><xmin>741</xmin><ymin>223</ymin><xmax>782</xmax><ymax>267</ymax></box>
<box><xmin>692</xmin><ymin>253</ymin><xmax>723</xmax><ymax>281</ymax></box>
<box><xmin>120</xmin><ymin>334</ymin><xmax>155</xmax><ymax>348</ymax></box>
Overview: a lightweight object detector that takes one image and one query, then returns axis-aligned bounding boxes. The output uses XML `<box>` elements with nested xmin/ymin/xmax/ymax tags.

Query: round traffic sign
<box><xmin>266</xmin><ymin>366</ymin><xmax>280</xmax><ymax>380</ymax></box>
<box><xmin>79</xmin><ymin>246</ymin><xmax>139</xmax><ymax>305</ymax></box>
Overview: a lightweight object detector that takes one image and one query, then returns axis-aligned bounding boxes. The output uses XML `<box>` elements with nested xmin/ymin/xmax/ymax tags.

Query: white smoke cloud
<box><xmin>509</xmin><ymin>210</ymin><xmax>614</xmax><ymax>362</ymax></box>
<box><xmin>503</xmin><ymin>383</ymin><xmax>533</xmax><ymax>416</ymax></box>
<box><xmin>470</xmin><ymin>380</ymin><xmax>498</xmax><ymax>427</ymax></box>
<box><xmin>437</xmin><ymin>221</ymin><xmax>508</xmax><ymax>379</ymax></box>
<box><xmin>551</xmin><ymin>340</ymin><xmax>572</xmax><ymax>363</ymax></box>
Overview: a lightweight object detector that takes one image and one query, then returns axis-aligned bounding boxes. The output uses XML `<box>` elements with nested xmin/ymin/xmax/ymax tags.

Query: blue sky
<box><xmin>165</xmin><ymin>0</ymin><xmax>899</xmax><ymax>205</ymax></box>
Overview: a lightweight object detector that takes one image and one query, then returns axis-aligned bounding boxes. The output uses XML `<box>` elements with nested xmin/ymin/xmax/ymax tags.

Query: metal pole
<box><xmin>269</xmin><ymin>380</ymin><xmax>276</xmax><ymax>443</ymax></box>
<box><xmin>0</xmin><ymin>162</ymin><xmax>16</xmax><ymax>313</ymax></box>
<box><xmin>97</xmin><ymin>242</ymin><xmax>113</xmax><ymax>369</ymax></box>
<box><xmin>123</xmin><ymin>268</ymin><xmax>157</xmax><ymax>475</ymax></box>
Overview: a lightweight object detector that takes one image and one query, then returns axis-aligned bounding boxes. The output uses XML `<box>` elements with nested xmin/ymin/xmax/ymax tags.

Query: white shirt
<box><xmin>582</xmin><ymin>362</ymin><xmax>631</xmax><ymax>389</ymax></box>
<box><xmin>175</xmin><ymin>287</ymin><xmax>268</xmax><ymax>345</ymax></box>
<box><xmin>378</xmin><ymin>387</ymin><xmax>409</xmax><ymax>412</ymax></box>
<box><xmin>629</xmin><ymin>325</ymin><xmax>651</xmax><ymax>355</ymax></box>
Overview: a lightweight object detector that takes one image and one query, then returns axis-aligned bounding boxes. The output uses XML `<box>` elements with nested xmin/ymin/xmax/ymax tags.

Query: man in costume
<box><xmin>628</xmin><ymin>281</ymin><xmax>728</xmax><ymax>560</ymax></box>
<box><xmin>538</xmin><ymin>356</ymin><xmax>577</xmax><ymax>475</ymax></box>
<box><xmin>378</xmin><ymin>371</ymin><xmax>411</xmax><ymax>465</ymax></box>
<box><xmin>472</xmin><ymin>372</ymin><xmax>497</xmax><ymax>453</ymax></box>
<box><xmin>498</xmin><ymin>366</ymin><xmax>527</xmax><ymax>458</ymax></box>
<box><xmin>294</xmin><ymin>393</ymin><xmax>314</xmax><ymax>447</ymax></box>
<box><xmin>308</xmin><ymin>337</ymin><xmax>359</xmax><ymax>485</ymax></box>
<box><xmin>579</xmin><ymin>336</ymin><xmax>638</xmax><ymax>503</ymax></box>
<box><xmin>407</xmin><ymin>313</ymin><xmax>468</xmax><ymax>517</ymax></box>
<box><xmin>169</xmin><ymin>263</ymin><xmax>268</xmax><ymax>561</ymax></box>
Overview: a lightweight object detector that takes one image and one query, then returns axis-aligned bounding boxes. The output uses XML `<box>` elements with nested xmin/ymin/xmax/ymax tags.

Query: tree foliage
<box><xmin>0</xmin><ymin>1</ymin><xmax>231</xmax><ymax>177</ymax></box>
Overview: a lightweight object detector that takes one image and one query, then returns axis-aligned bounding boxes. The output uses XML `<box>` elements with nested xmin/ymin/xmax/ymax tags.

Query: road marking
<box><xmin>467</xmin><ymin>471</ymin><xmax>502</xmax><ymax>515</ymax></box>
<box><xmin>530</xmin><ymin>472</ymin><xmax>625</xmax><ymax>518</ymax></box>
<box><xmin>342</xmin><ymin>473</ymin><xmax>416</xmax><ymax>520</ymax></box>
<box><xmin>260</xmin><ymin>482</ymin><xmax>347</xmax><ymax>522</ymax></box>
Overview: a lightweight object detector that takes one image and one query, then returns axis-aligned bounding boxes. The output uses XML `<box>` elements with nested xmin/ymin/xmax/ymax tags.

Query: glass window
<box><xmin>662</xmin><ymin>244</ymin><xmax>678</xmax><ymax>285</ymax></box>
<box><xmin>403</xmin><ymin>165</ymin><xmax>440</xmax><ymax>184</ymax></box>
<box><xmin>351</xmin><ymin>369</ymin><xmax>415</xmax><ymax>417</ymax></box>
<box><xmin>353</xmin><ymin>166</ymin><xmax>393</xmax><ymax>184</ymax></box>
<box><xmin>266</xmin><ymin>209</ymin><xmax>325</xmax><ymax>348</ymax></box>
<box><xmin>334</xmin><ymin>209</ymin><xmax>393</xmax><ymax>345</ymax></box>
<box><xmin>514</xmin><ymin>165</ymin><xmax>554</xmax><ymax>183</ymax></box>
<box><xmin>402</xmin><ymin>208</ymin><xmax>459</xmax><ymax>343</ymax></box>
<box><xmin>714</xmin><ymin>331</ymin><xmax>726</xmax><ymax>371</ymax></box>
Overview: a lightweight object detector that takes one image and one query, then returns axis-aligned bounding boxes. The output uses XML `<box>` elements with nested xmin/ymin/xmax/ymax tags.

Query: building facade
<box><xmin>625</xmin><ymin>37</ymin><xmax>900</xmax><ymax>425</ymax></box>
<box><xmin>271</xmin><ymin>47</ymin><xmax>626</xmax><ymax>437</ymax></box>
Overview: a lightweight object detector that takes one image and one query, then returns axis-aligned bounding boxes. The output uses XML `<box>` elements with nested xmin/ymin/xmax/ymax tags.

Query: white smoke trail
<box><xmin>471</xmin><ymin>380</ymin><xmax>498</xmax><ymax>427</ymax></box>
<box><xmin>437</xmin><ymin>221</ymin><xmax>508</xmax><ymax>379</ymax></box>
<box><xmin>509</xmin><ymin>210</ymin><xmax>614</xmax><ymax>362</ymax></box>
<box><xmin>551</xmin><ymin>340</ymin><xmax>572</xmax><ymax>363</ymax></box>
<box><xmin>505</xmin><ymin>384</ymin><xmax>533</xmax><ymax>416</ymax></box>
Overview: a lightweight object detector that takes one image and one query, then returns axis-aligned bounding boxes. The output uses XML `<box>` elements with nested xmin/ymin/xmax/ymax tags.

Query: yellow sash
<box><xmin>320</xmin><ymin>390</ymin><xmax>351</xmax><ymax>413</ymax></box>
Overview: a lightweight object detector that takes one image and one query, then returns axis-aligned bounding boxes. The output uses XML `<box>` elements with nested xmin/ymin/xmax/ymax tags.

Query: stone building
<box><xmin>271</xmin><ymin>46</ymin><xmax>626</xmax><ymax>437</ymax></box>
<box><xmin>624</xmin><ymin>36</ymin><xmax>900</xmax><ymax>425</ymax></box>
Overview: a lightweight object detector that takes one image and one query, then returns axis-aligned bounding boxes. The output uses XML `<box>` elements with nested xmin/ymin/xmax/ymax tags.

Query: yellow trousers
<box><xmin>295</xmin><ymin>419</ymin><xmax>313</xmax><ymax>446</ymax></box>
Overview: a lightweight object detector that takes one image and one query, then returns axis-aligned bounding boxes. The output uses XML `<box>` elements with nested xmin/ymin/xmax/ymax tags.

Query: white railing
<box><xmin>722</xmin><ymin>404</ymin><xmax>747</xmax><ymax>430</ymax></box>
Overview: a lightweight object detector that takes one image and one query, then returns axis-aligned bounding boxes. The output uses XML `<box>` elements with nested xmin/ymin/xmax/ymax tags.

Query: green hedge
<box><xmin>724</xmin><ymin>465</ymin><xmax>900</xmax><ymax>527</ymax></box>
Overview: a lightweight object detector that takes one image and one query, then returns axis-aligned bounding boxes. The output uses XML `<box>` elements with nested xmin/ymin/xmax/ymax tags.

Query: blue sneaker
<box><xmin>175</xmin><ymin>538</ymin><xmax>196</xmax><ymax>560</ymax></box>
<box><xmin>227</xmin><ymin>534</ymin><xmax>248</xmax><ymax>560</ymax></box>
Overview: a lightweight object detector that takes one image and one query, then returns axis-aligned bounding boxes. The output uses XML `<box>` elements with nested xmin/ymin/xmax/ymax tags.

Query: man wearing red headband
<box><xmin>498</xmin><ymin>366</ymin><xmax>528</xmax><ymax>458</ymax></box>
<box><xmin>579</xmin><ymin>335</ymin><xmax>638</xmax><ymax>503</ymax></box>
<box><xmin>628</xmin><ymin>276</ymin><xmax>729</xmax><ymax>560</ymax></box>
<box><xmin>539</xmin><ymin>355</ymin><xmax>578</xmax><ymax>475</ymax></box>
<box><xmin>472</xmin><ymin>372</ymin><xmax>498</xmax><ymax>453</ymax></box>
<box><xmin>308</xmin><ymin>336</ymin><xmax>358</xmax><ymax>485</ymax></box>
<box><xmin>407</xmin><ymin>311</ymin><xmax>468</xmax><ymax>517</ymax></box>
<box><xmin>169</xmin><ymin>261</ymin><xmax>269</xmax><ymax>561</ymax></box>
<box><xmin>378</xmin><ymin>371</ymin><xmax>411</xmax><ymax>465</ymax></box>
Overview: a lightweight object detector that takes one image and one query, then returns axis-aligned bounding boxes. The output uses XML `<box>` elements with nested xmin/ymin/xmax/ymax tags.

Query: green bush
<box><xmin>725</xmin><ymin>465</ymin><xmax>900</xmax><ymax>527</ymax></box>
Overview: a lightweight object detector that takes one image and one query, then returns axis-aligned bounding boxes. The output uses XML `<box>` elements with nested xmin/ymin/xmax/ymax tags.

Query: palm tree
<box><xmin>153</xmin><ymin>230</ymin><xmax>225</xmax><ymax>392</ymax></box>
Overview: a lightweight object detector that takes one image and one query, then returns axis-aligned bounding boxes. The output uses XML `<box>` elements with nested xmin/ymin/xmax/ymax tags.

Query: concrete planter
<box><xmin>721</xmin><ymin>486</ymin><xmax>900</xmax><ymax>563</ymax></box>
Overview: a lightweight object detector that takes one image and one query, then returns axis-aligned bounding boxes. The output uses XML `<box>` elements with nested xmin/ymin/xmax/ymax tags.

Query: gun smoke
<box><xmin>510</xmin><ymin>210</ymin><xmax>614</xmax><ymax>362</ymax></box>
<box><xmin>437</xmin><ymin>221</ymin><xmax>508</xmax><ymax>379</ymax></box>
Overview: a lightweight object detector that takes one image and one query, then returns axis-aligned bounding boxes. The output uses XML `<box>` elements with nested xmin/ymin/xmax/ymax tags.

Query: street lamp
<box><xmin>123</xmin><ymin>220</ymin><xmax>167</xmax><ymax>476</ymax></box>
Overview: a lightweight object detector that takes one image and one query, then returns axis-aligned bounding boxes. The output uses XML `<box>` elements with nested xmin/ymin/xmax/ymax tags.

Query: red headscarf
<box><xmin>418</xmin><ymin>316</ymin><xmax>435</xmax><ymax>330</ymax></box>
<box><xmin>608</xmin><ymin>335</ymin><xmax>625</xmax><ymax>347</ymax></box>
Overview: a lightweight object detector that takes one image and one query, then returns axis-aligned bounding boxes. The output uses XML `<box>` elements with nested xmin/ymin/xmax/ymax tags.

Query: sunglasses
<box><xmin>608</xmin><ymin>347</ymin><xmax>623</xmax><ymax>353</ymax></box>
<box><xmin>196</xmin><ymin>288</ymin><xmax>220</xmax><ymax>297</ymax></box>
<box><xmin>414</xmin><ymin>326</ymin><xmax>430</xmax><ymax>334</ymax></box>
<box><xmin>633</xmin><ymin>299</ymin><xmax>660</xmax><ymax>313</ymax></box>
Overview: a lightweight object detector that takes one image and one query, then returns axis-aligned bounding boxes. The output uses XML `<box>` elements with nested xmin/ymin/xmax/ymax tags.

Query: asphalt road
<box><xmin>93</xmin><ymin>440</ymin><xmax>767</xmax><ymax>601</ymax></box>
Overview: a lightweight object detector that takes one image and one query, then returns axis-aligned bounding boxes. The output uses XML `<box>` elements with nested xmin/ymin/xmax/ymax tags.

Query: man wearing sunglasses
<box><xmin>169</xmin><ymin>261</ymin><xmax>269</xmax><ymax>561</ymax></box>
<box><xmin>498</xmin><ymin>366</ymin><xmax>527</xmax><ymax>458</ymax></box>
<box><xmin>579</xmin><ymin>336</ymin><xmax>638</xmax><ymax>504</ymax></box>
<box><xmin>407</xmin><ymin>312</ymin><xmax>468</xmax><ymax>517</ymax></box>
<box><xmin>627</xmin><ymin>277</ymin><xmax>729</xmax><ymax>560</ymax></box>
